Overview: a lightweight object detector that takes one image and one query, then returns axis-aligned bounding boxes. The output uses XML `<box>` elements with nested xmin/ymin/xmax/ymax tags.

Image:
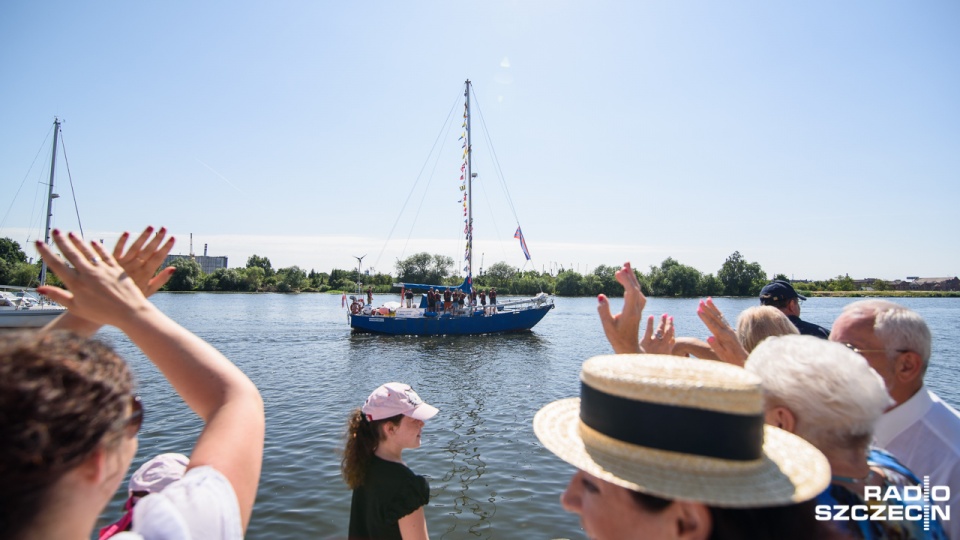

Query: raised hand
<box><xmin>40</xmin><ymin>227</ymin><xmax>175</xmax><ymax>336</ymax></box>
<box><xmin>112</xmin><ymin>226</ymin><xmax>176</xmax><ymax>296</ymax></box>
<box><xmin>697</xmin><ymin>297</ymin><xmax>748</xmax><ymax>366</ymax></box>
<box><xmin>597</xmin><ymin>262</ymin><xmax>646</xmax><ymax>354</ymax></box>
<box><xmin>36</xmin><ymin>230</ymin><xmax>152</xmax><ymax>328</ymax></box>
<box><xmin>641</xmin><ymin>313</ymin><xmax>675</xmax><ymax>354</ymax></box>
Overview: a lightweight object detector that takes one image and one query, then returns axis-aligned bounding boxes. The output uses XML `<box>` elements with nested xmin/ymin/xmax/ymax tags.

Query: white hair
<box><xmin>841</xmin><ymin>300</ymin><xmax>932</xmax><ymax>371</ymax></box>
<box><xmin>746</xmin><ymin>335</ymin><xmax>893</xmax><ymax>450</ymax></box>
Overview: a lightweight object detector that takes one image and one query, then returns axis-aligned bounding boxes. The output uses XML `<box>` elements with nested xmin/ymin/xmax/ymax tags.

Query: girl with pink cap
<box><xmin>341</xmin><ymin>382</ymin><xmax>439</xmax><ymax>540</ymax></box>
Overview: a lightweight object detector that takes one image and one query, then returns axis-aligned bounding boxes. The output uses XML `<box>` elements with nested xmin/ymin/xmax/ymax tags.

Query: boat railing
<box><xmin>0</xmin><ymin>286</ymin><xmax>61</xmax><ymax>310</ymax></box>
<box><xmin>491</xmin><ymin>292</ymin><xmax>553</xmax><ymax>312</ymax></box>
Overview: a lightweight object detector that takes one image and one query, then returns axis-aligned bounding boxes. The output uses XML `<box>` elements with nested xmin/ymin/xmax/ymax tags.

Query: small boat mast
<box><xmin>38</xmin><ymin>118</ymin><xmax>61</xmax><ymax>287</ymax></box>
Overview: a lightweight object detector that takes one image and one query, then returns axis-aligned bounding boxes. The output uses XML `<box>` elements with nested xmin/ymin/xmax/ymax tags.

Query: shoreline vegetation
<box><xmin>2</xmin><ymin>240</ymin><xmax>957</xmax><ymax>299</ymax></box>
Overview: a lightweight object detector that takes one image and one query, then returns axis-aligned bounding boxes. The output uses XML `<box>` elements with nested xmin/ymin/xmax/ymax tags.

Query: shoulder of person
<box><xmin>131</xmin><ymin>466</ymin><xmax>242</xmax><ymax>540</ymax></box>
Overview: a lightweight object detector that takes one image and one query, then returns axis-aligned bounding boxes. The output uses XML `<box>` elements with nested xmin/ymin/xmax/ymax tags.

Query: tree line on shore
<box><xmin>0</xmin><ymin>238</ymin><xmax>919</xmax><ymax>297</ymax></box>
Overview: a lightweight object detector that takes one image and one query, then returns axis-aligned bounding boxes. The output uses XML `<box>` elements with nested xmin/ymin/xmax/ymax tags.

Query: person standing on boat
<box><xmin>343</xmin><ymin>382</ymin><xmax>438</xmax><ymax>540</ymax></box>
<box><xmin>479</xmin><ymin>289</ymin><xmax>487</xmax><ymax>307</ymax></box>
<box><xmin>367</xmin><ymin>287</ymin><xmax>373</xmax><ymax>306</ymax></box>
<box><xmin>489</xmin><ymin>288</ymin><xmax>497</xmax><ymax>306</ymax></box>
<box><xmin>443</xmin><ymin>289</ymin><xmax>452</xmax><ymax>312</ymax></box>
<box><xmin>404</xmin><ymin>289</ymin><xmax>414</xmax><ymax>309</ymax></box>
<box><xmin>426</xmin><ymin>289</ymin><xmax>436</xmax><ymax>313</ymax></box>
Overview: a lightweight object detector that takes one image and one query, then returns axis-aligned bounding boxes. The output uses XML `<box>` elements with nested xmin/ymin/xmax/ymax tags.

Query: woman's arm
<box><xmin>398</xmin><ymin>507</ymin><xmax>429</xmax><ymax>540</ymax></box>
<box><xmin>36</xmin><ymin>229</ymin><xmax>264</xmax><ymax>532</ymax></box>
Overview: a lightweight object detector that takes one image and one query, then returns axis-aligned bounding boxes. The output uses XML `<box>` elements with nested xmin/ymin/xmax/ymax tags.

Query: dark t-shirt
<box><xmin>348</xmin><ymin>456</ymin><xmax>430</xmax><ymax>540</ymax></box>
<box><xmin>788</xmin><ymin>315</ymin><xmax>831</xmax><ymax>339</ymax></box>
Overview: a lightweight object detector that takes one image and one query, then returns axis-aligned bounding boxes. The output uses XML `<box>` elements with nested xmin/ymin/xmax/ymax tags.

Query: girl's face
<box><xmin>561</xmin><ymin>470</ymin><xmax>676</xmax><ymax>540</ymax></box>
<box><xmin>389</xmin><ymin>415</ymin><xmax>425</xmax><ymax>450</ymax></box>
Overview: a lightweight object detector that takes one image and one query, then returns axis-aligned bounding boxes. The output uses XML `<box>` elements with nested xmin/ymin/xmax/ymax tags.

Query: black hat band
<box><xmin>579</xmin><ymin>382</ymin><xmax>765</xmax><ymax>461</ymax></box>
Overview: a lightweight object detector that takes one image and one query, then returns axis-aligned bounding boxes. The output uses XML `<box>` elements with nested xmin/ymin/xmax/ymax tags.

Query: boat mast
<box><xmin>465</xmin><ymin>80</ymin><xmax>473</xmax><ymax>289</ymax></box>
<box><xmin>39</xmin><ymin>118</ymin><xmax>60</xmax><ymax>287</ymax></box>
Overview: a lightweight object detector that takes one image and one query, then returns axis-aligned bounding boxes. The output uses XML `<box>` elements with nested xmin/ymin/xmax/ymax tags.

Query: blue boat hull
<box><xmin>349</xmin><ymin>304</ymin><xmax>554</xmax><ymax>335</ymax></box>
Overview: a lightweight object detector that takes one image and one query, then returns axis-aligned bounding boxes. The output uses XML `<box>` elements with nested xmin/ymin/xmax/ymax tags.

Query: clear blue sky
<box><xmin>2</xmin><ymin>1</ymin><xmax>958</xmax><ymax>281</ymax></box>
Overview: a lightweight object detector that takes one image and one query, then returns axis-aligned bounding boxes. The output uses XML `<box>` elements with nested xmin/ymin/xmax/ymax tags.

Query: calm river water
<box><xmin>93</xmin><ymin>294</ymin><xmax>960</xmax><ymax>539</ymax></box>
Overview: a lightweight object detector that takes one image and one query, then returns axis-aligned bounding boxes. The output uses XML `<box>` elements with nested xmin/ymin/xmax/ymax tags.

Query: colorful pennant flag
<box><xmin>514</xmin><ymin>227</ymin><xmax>531</xmax><ymax>261</ymax></box>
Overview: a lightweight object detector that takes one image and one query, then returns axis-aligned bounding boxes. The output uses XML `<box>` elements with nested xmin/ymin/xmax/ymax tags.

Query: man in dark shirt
<box><xmin>759</xmin><ymin>280</ymin><xmax>830</xmax><ymax>338</ymax></box>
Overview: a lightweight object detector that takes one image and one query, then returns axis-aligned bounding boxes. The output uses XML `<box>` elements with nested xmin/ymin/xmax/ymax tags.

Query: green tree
<box><xmin>244</xmin><ymin>266</ymin><xmax>265</xmax><ymax>291</ymax></box>
<box><xmin>793</xmin><ymin>281</ymin><xmax>814</xmax><ymax>292</ymax></box>
<box><xmin>202</xmin><ymin>268</ymin><xmax>245</xmax><ymax>291</ymax></box>
<box><xmin>430</xmin><ymin>255</ymin><xmax>453</xmax><ymax>283</ymax></box>
<box><xmin>276</xmin><ymin>266</ymin><xmax>307</xmax><ymax>292</ymax></box>
<box><xmin>329</xmin><ymin>268</ymin><xmax>353</xmax><ymax>291</ymax></box>
<box><xmin>829</xmin><ymin>274</ymin><xmax>856</xmax><ymax>292</ymax></box>
<box><xmin>591</xmin><ymin>265</ymin><xmax>620</xmax><ymax>297</ymax></box>
<box><xmin>872</xmin><ymin>279</ymin><xmax>889</xmax><ymax>291</ymax></box>
<box><xmin>7</xmin><ymin>261</ymin><xmax>41</xmax><ymax>287</ymax></box>
<box><xmin>717</xmin><ymin>251</ymin><xmax>767</xmax><ymax>296</ymax></box>
<box><xmin>485</xmin><ymin>261</ymin><xmax>517</xmax><ymax>288</ymax></box>
<box><xmin>166</xmin><ymin>258</ymin><xmax>203</xmax><ymax>291</ymax></box>
<box><xmin>555</xmin><ymin>271</ymin><xmax>584</xmax><ymax>296</ymax></box>
<box><xmin>395</xmin><ymin>253</ymin><xmax>433</xmax><ymax>283</ymax></box>
<box><xmin>0</xmin><ymin>237</ymin><xmax>28</xmax><ymax>265</ymax></box>
<box><xmin>772</xmin><ymin>273</ymin><xmax>789</xmax><ymax>282</ymax></box>
<box><xmin>699</xmin><ymin>273</ymin><xmax>725</xmax><ymax>297</ymax></box>
<box><xmin>395</xmin><ymin>253</ymin><xmax>452</xmax><ymax>284</ymax></box>
<box><xmin>647</xmin><ymin>258</ymin><xmax>703</xmax><ymax>297</ymax></box>
<box><xmin>581</xmin><ymin>274</ymin><xmax>603</xmax><ymax>296</ymax></box>
<box><xmin>246</xmin><ymin>254</ymin><xmax>274</xmax><ymax>277</ymax></box>
<box><xmin>0</xmin><ymin>238</ymin><xmax>30</xmax><ymax>285</ymax></box>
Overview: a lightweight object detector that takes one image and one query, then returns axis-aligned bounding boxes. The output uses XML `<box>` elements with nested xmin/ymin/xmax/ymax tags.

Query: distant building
<box><xmin>895</xmin><ymin>277</ymin><xmax>960</xmax><ymax>292</ymax></box>
<box><xmin>852</xmin><ymin>278</ymin><xmax>881</xmax><ymax>290</ymax></box>
<box><xmin>163</xmin><ymin>254</ymin><xmax>228</xmax><ymax>274</ymax></box>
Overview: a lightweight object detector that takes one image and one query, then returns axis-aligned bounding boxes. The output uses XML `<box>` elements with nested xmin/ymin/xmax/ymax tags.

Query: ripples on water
<box><xmin>94</xmin><ymin>294</ymin><xmax>960</xmax><ymax>539</ymax></box>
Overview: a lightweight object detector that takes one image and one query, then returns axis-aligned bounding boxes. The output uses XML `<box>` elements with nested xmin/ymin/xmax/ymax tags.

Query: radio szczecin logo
<box><xmin>815</xmin><ymin>478</ymin><xmax>950</xmax><ymax>530</ymax></box>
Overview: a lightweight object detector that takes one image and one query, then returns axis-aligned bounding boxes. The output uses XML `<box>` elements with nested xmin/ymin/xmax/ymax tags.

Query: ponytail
<box><xmin>341</xmin><ymin>409</ymin><xmax>402</xmax><ymax>489</ymax></box>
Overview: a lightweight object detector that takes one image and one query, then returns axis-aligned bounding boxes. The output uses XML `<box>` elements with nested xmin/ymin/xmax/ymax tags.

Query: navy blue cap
<box><xmin>759</xmin><ymin>280</ymin><xmax>806</xmax><ymax>302</ymax></box>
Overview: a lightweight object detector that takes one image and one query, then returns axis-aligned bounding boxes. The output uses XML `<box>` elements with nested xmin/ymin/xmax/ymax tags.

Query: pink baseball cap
<box><xmin>128</xmin><ymin>453</ymin><xmax>189</xmax><ymax>495</ymax></box>
<box><xmin>362</xmin><ymin>382</ymin><xmax>439</xmax><ymax>422</ymax></box>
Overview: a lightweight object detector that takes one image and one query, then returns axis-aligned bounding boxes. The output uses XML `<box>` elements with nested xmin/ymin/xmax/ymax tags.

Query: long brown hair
<box><xmin>341</xmin><ymin>408</ymin><xmax>402</xmax><ymax>489</ymax></box>
<box><xmin>0</xmin><ymin>330</ymin><xmax>133</xmax><ymax>540</ymax></box>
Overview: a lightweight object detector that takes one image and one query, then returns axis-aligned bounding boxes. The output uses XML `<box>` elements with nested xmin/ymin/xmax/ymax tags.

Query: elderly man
<box><xmin>759</xmin><ymin>279</ymin><xmax>830</xmax><ymax>338</ymax></box>
<box><xmin>831</xmin><ymin>300</ymin><xmax>960</xmax><ymax>539</ymax></box>
<box><xmin>747</xmin><ymin>335</ymin><xmax>948</xmax><ymax>539</ymax></box>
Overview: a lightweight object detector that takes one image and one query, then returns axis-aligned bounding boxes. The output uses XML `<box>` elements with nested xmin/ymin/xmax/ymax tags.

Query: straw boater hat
<box><xmin>534</xmin><ymin>354</ymin><xmax>830</xmax><ymax>507</ymax></box>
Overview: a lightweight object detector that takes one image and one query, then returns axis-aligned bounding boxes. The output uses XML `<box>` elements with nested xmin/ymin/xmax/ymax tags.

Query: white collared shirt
<box><xmin>874</xmin><ymin>385</ymin><xmax>960</xmax><ymax>540</ymax></box>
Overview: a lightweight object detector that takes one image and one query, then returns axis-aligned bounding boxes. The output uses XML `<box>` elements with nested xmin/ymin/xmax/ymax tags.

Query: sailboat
<box><xmin>0</xmin><ymin>119</ymin><xmax>69</xmax><ymax>328</ymax></box>
<box><xmin>348</xmin><ymin>80</ymin><xmax>554</xmax><ymax>335</ymax></box>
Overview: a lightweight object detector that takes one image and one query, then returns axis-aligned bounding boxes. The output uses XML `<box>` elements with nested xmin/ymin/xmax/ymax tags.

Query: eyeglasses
<box><xmin>842</xmin><ymin>343</ymin><xmax>909</xmax><ymax>356</ymax></box>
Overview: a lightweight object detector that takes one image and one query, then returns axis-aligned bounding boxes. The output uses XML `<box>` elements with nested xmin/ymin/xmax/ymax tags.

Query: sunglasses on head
<box><xmin>124</xmin><ymin>395</ymin><xmax>144</xmax><ymax>438</ymax></box>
